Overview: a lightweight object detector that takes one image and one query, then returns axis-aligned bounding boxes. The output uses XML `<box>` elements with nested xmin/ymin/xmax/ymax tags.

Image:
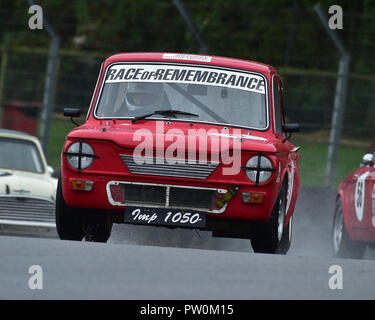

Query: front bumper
<box><xmin>62</xmin><ymin>171</ymin><xmax>280</xmax><ymax>222</ymax></box>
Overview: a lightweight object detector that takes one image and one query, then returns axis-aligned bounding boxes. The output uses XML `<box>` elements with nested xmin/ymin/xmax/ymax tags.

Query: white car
<box><xmin>0</xmin><ymin>129</ymin><xmax>57</xmax><ymax>228</ymax></box>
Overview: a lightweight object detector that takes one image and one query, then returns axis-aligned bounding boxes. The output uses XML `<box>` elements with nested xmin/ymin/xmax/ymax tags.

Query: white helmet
<box><xmin>125</xmin><ymin>82</ymin><xmax>164</xmax><ymax>112</ymax></box>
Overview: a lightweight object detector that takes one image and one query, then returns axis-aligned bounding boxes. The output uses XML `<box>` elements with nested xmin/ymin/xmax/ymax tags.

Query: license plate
<box><xmin>124</xmin><ymin>206</ymin><xmax>206</xmax><ymax>228</ymax></box>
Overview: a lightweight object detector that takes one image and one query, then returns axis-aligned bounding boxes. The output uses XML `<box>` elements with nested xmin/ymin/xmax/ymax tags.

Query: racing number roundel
<box><xmin>355</xmin><ymin>171</ymin><xmax>370</xmax><ymax>222</ymax></box>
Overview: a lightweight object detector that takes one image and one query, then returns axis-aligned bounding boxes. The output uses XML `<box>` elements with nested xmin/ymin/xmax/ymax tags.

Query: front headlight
<box><xmin>245</xmin><ymin>155</ymin><xmax>274</xmax><ymax>184</ymax></box>
<box><xmin>66</xmin><ymin>141</ymin><xmax>95</xmax><ymax>170</ymax></box>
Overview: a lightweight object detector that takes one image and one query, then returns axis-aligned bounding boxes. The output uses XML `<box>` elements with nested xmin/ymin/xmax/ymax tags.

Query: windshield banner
<box><xmin>105</xmin><ymin>64</ymin><xmax>265</xmax><ymax>95</ymax></box>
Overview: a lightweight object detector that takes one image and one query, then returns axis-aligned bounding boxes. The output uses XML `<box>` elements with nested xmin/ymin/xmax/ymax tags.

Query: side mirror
<box><xmin>282</xmin><ymin>124</ymin><xmax>300</xmax><ymax>133</ymax></box>
<box><xmin>64</xmin><ymin>108</ymin><xmax>81</xmax><ymax>126</ymax></box>
<box><xmin>360</xmin><ymin>153</ymin><xmax>374</xmax><ymax>168</ymax></box>
<box><xmin>47</xmin><ymin>165</ymin><xmax>54</xmax><ymax>176</ymax></box>
<box><xmin>64</xmin><ymin>108</ymin><xmax>81</xmax><ymax>117</ymax></box>
<box><xmin>282</xmin><ymin>124</ymin><xmax>300</xmax><ymax>142</ymax></box>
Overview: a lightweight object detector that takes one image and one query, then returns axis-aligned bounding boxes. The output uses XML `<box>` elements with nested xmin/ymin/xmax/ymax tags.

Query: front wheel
<box><xmin>332</xmin><ymin>197</ymin><xmax>366</xmax><ymax>259</ymax></box>
<box><xmin>276</xmin><ymin>214</ymin><xmax>292</xmax><ymax>254</ymax></box>
<box><xmin>55</xmin><ymin>178</ymin><xmax>112</xmax><ymax>242</ymax></box>
<box><xmin>83</xmin><ymin>214</ymin><xmax>113</xmax><ymax>243</ymax></box>
<box><xmin>55</xmin><ymin>178</ymin><xmax>84</xmax><ymax>241</ymax></box>
<box><xmin>251</xmin><ymin>181</ymin><xmax>291</xmax><ymax>254</ymax></box>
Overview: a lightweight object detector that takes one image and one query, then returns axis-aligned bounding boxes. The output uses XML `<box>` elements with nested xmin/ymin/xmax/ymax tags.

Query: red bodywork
<box><xmin>61</xmin><ymin>52</ymin><xmax>300</xmax><ymax>231</ymax></box>
<box><xmin>338</xmin><ymin>165</ymin><xmax>375</xmax><ymax>243</ymax></box>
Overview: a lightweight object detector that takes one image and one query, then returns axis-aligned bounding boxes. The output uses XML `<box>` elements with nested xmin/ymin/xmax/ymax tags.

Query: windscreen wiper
<box><xmin>131</xmin><ymin>109</ymin><xmax>199</xmax><ymax>123</ymax></box>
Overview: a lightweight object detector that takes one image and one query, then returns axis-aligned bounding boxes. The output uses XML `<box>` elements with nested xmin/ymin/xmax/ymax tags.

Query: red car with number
<box><xmin>333</xmin><ymin>151</ymin><xmax>375</xmax><ymax>259</ymax></box>
<box><xmin>56</xmin><ymin>52</ymin><xmax>300</xmax><ymax>254</ymax></box>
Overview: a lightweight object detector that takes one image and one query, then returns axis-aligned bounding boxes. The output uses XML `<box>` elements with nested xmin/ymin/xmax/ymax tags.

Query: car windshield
<box><xmin>95</xmin><ymin>63</ymin><xmax>268</xmax><ymax>130</ymax></box>
<box><xmin>0</xmin><ymin>138</ymin><xmax>44</xmax><ymax>173</ymax></box>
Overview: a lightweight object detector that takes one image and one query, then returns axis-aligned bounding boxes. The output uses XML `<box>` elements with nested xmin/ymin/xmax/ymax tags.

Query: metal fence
<box><xmin>1</xmin><ymin>48</ymin><xmax>373</xmax><ymax>137</ymax></box>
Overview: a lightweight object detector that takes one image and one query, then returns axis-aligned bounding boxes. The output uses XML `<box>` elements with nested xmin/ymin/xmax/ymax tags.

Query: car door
<box><xmin>272</xmin><ymin>76</ymin><xmax>284</xmax><ymax>137</ymax></box>
<box><xmin>364</xmin><ymin>169</ymin><xmax>375</xmax><ymax>237</ymax></box>
<box><xmin>273</xmin><ymin>75</ymin><xmax>299</xmax><ymax>218</ymax></box>
<box><xmin>349</xmin><ymin>164</ymin><xmax>375</xmax><ymax>238</ymax></box>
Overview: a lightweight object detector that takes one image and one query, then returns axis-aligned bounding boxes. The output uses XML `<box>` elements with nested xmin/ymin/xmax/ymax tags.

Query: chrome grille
<box><xmin>123</xmin><ymin>184</ymin><xmax>166</xmax><ymax>206</ymax></box>
<box><xmin>107</xmin><ymin>181</ymin><xmax>227</xmax><ymax>213</ymax></box>
<box><xmin>0</xmin><ymin>195</ymin><xmax>55</xmax><ymax>226</ymax></box>
<box><xmin>122</xmin><ymin>184</ymin><xmax>215</xmax><ymax>210</ymax></box>
<box><xmin>121</xmin><ymin>155</ymin><xmax>219</xmax><ymax>179</ymax></box>
<box><xmin>169</xmin><ymin>187</ymin><xmax>214</xmax><ymax>209</ymax></box>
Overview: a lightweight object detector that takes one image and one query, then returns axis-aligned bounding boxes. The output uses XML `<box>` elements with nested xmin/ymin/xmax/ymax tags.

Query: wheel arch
<box><xmin>280</xmin><ymin>164</ymin><xmax>298</xmax><ymax>225</ymax></box>
<box><xmin>335</xmin><ymin>191</ymin><xmax>353</xmax><ymax>240</ymax></box>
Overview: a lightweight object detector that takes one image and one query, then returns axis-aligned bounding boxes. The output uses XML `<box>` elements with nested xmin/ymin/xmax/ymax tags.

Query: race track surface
<box><xmin>1</xmin><ymin>186</ymin><xmax>375</xmax><ymax>299</ymax></box>
<box><xmin>1</xmin><ymin>235</ymin><xmax>375</xmax><ymax>299</ymax></box>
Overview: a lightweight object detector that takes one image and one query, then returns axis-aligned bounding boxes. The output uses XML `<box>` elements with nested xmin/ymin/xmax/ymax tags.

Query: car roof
<box><xmin>0</xmin><ymin>129</ymin><xmax>30</xmax><ymax>136</ymax></box>
<box><xmin>0</xmin><ymin>129</ymin><xmax>48</xmax><ymax>167</ymax></box>
<box><xmin>0</xmin><ymin>129</ymin><xmax>40</xmax><ymax>143</ymax></box>
<box><xmin>103</xmin><ymin>52</ymin><xmax>277</xmax><ymax>77</ymax></box>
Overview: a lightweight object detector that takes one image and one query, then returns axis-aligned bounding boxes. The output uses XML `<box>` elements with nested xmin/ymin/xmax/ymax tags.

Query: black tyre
<box><xmin>55</xmin><ymin>178</ymin><xmax>84</xmax><ymax>241</ymax></box>
<box><xmin>332</xmin><ymin>197</ymin><xmax>366</xmax><ymax>259</ymax></box>
<box><xmin>276</xmin><ymin>214</ymin><xmax>292</xmax><ymax>254</ymax></box>
<box><xmin>251</xmin><ymin>180</ymin><xmax>291</xmax><ymax>254</ymax></box>
<box><xmin>83</xmin><ymin>214</ymin><xmax>112</xmax><ymax>243</ymax></box>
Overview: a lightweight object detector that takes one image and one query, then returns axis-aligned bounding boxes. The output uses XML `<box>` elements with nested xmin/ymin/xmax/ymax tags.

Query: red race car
<box><xmin>333</xmin><ymin>151</ymin><xmax>375</xmax><ymax>259</ymax></box>
<box><xmin>56</xmin><ymin>52</ymin><xmax>300</xmax><ymax>254</ymax></box>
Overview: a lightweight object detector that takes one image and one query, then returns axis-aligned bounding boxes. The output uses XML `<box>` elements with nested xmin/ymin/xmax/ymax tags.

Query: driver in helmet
<box><xmin>124</xmin><ymin>82</ymin><xmax>165</xmax><ymax>115</ymax></box>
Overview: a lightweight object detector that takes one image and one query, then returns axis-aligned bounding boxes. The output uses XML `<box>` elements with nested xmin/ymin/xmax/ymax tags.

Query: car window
<box><xmin>273</xmin><ymin>77</ymin><xmax>283</xmax><ymax>134</ymax></box>
<box><xmin>0</xmin><ymin>138</ymin><xmax>44</xmax><ymax>173</ymax></box>
<box><xmin>95</xmin><ymin>64</ymin><xmax>268</xmax><ymax>130</ymax></box>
